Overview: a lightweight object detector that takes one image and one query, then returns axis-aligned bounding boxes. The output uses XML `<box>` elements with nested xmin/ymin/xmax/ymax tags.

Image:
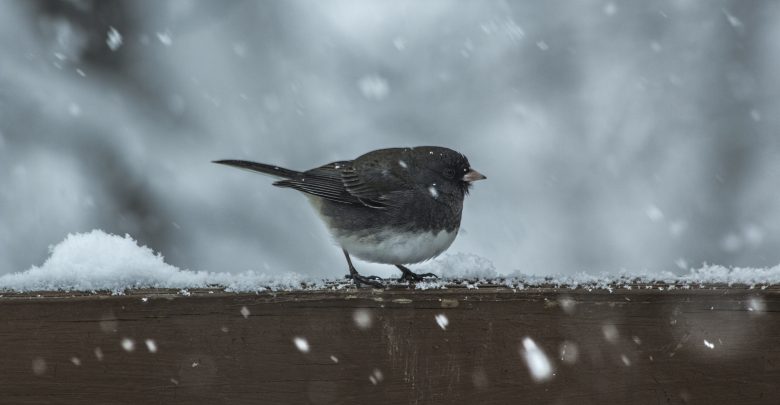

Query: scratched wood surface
<box><xmin>0</xmin><ymin>285</ymin><xmax>778</xmax><ymax>405</ymax></box>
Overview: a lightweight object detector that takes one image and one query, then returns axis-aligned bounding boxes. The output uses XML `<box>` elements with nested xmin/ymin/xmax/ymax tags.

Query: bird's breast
<box><xmin>334</xmin><ymin>228</ymin><xmax>458</xmax><ymax>265</ymax></box>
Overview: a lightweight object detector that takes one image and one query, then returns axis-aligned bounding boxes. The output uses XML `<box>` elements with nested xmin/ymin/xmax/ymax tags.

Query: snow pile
<box><xmin>419</xmin><ymin>252</ymin><xmax>498</xmax><ymax>280</ymax></box>
<box><xmin>0</xmin><ymin>230</ymin><xmax>318</xmax><ymax>293</ymax></box>
<box><xmin>0</xmin><ymin>230</ymin><xmax>777</xmax><ymax>294</ymax></box>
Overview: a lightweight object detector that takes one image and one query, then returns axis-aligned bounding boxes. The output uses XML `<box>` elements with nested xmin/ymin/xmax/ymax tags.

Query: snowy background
<box><xmin>1</xmin><ymin>0</ymin><xmax>779</xmax><ymax>279</ymax></box>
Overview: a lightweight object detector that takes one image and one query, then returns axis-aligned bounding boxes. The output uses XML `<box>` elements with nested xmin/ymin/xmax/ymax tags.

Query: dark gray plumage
<box><xmin>214</xmin><ymin>146</ymin><xmax>485</xmax><ymax>287</ymax></box>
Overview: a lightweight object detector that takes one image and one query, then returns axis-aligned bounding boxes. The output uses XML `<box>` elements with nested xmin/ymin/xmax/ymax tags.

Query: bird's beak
<box><xmin>463</xmin><ymin>169</ymin><xmax>486</xmax><ymax>182</ymax></box>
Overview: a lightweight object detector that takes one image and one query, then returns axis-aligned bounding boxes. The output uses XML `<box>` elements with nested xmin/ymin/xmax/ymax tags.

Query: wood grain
<box><xmin>0</xmin><ymin>286</ymin><xmax>778</xmax><ymax>404</ymax></box>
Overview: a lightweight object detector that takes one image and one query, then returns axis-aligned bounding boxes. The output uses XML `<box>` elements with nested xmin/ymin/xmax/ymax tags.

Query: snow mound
<box><xmin>418</xmin><ymin>252</ymin><xmax>498</xmax><ymax>280</ymax></box>
<box><xmin>0</xmin><ymin>230</ymin><xmax>777</xmax><ymax>294</ymax></box>
<box><xmin>0</xmin><ymin>230</ymin><xmax>318</xmax><ymax>293</ymax></box>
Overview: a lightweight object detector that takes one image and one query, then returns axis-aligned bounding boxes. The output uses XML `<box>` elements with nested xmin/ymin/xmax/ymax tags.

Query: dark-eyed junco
<box><xmin>214</xmin><ymin>146</ymin><xmax>485</xmax><ymax>287</ymax></box>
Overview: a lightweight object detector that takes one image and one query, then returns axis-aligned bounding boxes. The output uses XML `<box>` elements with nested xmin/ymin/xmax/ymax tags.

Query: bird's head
<box><xmin>411</xmin><ymin>146</ymin><xmax>486</xmax><ymax>196</ymax></box>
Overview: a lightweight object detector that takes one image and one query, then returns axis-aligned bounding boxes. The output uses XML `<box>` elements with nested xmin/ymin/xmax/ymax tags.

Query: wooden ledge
<box><xmin>0</xmin><ymin>285</ymin><xmax>777</xmax><ymax>404</ymax></box>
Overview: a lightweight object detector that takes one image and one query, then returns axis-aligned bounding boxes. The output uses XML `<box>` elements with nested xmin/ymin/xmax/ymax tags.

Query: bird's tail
<box><xmin>212</xmin><ymin>159</ymin><xmax>301</xmax><ymax>179</ymax></box>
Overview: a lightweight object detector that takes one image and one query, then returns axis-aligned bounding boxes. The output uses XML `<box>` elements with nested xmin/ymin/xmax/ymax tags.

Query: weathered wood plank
<box><xmin>1</xmin><ymin>286</ymin><xmax>778</xmax><ymax>404</ymax></box>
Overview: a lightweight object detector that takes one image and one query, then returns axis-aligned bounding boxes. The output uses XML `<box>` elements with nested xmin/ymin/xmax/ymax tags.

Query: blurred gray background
<box><xmin>1</xmin><ymin>0</ymin><xmax>778</xmax><ymax>277</ymax></box>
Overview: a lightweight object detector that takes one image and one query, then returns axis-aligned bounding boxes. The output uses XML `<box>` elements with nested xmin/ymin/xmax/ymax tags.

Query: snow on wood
<box><xmin>0</xmin><ymin>230</ymin><xmax>778</xmax><ymax>294</ymax></box>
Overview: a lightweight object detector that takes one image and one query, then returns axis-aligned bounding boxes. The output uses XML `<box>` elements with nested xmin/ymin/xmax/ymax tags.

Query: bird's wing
<box><xmin>272</xmin><ymin>161</ymin><xmax>360</xmax><ymax>205</ymax></box>
<box><xmin>339</xmin><ymin>168</ymin><xmax>400</xmax><ymax>209</ymax></box>
<box><xmin>273</xmin><ymin>159</ymin><xmax>411</xmax><ymax>209</ymax></box>
<box><xmin>340</xmin><ymin>157</ymin><xmax>413</xmax><ymax>209</ymax></box>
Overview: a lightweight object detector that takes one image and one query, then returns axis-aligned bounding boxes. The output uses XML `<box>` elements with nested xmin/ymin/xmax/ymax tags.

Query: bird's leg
<box><xmin>343</xmin><ymin>249</ymin><xmax>383</xmax><ymax>288</ymax></box>
<box><xmin>396</xmin><ymin>264</ymin><xmax>439</xmax><ymax>282</ymax></box>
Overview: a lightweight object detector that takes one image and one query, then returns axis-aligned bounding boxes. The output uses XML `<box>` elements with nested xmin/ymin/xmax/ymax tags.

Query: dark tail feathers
<box><xmin>212</xmin><ymin>160</ymin><xmax>301</xmax><ymax>179</ymax></box>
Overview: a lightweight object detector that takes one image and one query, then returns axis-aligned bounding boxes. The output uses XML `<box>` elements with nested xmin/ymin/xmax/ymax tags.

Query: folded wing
<box><xmin>273</xmin><ymin>160</ymin><xmax>409</xmax><ymax>209</ymax></box>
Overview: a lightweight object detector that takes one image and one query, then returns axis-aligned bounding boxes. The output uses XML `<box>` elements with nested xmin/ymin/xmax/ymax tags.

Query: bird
<box><xmin>214</xmin><ymin>146</ymin><xmax>485</xmax><ymax>287</ymax></box>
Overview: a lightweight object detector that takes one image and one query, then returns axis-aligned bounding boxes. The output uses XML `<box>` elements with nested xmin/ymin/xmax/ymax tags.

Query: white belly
<box><xmin>335</xmin><ymin>229</ymin><xmax>458</xmax><ymax>265</ymax></box>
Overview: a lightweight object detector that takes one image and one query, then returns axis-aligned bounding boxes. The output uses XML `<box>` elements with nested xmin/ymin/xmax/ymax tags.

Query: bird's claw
<box><xmin>347</xmin><ymin>273</ymin><xmax>384</xmax><ymax>288</ymax></box>
<box><xmin>344</xmin><ymin>274</ymin><xmax>383</xmax><ymax>281</ymax></box>
<box><xmin>398</xmin><ymin>271</ymin><xmax>439</xmax><ymax>282</ymax></box>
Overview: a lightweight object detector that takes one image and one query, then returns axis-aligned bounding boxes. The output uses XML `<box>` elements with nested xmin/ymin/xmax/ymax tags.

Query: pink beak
<box><xmin>463</xmin><ymin>169</ymin><xmax>486</xmax><ymax>182</ymax></box>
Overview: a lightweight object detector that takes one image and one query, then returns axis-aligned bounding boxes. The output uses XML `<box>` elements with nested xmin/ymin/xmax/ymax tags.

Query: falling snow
<box><xmin>240</xmin><ymin>306</ymin><xmax>251</xmax><ymax>318</ymax></box>
<box><xmin>121</xmin><ymin>338</ymin><xmax>135</xmax><ymax>352</ymax></box>
<box><xmin>293</xmin><ymin>337</ymin><xmax>310</xmax><ymax>353</ymax></box>
<box><xmin>156</xmin><ymin>31</ymin><xmax>173</xmax><ymax>46</ymax></box>
<box><xmin>602</xmin><ymin>324</ymin><xmax>619</xmax><ymax>343</ymax></box>
<box><xmin>521</xmin><ymin>337</ymin><xmax>553</xmax><ymax>382</ymax></box>
<box><xmin>480</xmin><ymin>17</ymin><xmax>525</xmax><ymax>42</ymax></box>
<box><xmin>32</xmin><ymin>357</ymin><xmax>47</xmax><ymax>375</ymax></box>
<box><xmin>472</xmin><ymin>368</ymin><xmax>489</xmax><ymax>388</ymax></box>
<box><xmin>106</xmin><ymin>26</ymin><xmax>123</xmax><ymax>51</ymax></box>
<box><xmin>68</xmin><ymin>103</ymin><xmax>81</xmax><ymax>117</ymax></box>
<box><xmin>646</xmin><ymin>205</ymin><xmax>664</xmax><ymax>222</ymax></box>
<box><xmin>721</xmin><ymin>233</ymin><xmax>742</xmax><ymax>252</ymax></box>
<box><xmin>145</xmin><ymin>339</ymin><xmax>158</xmax><ymax>353</ymax></box>
<box><xmin>722</xmin><ymin>9</ymin><xmax>743</xmax><ymax>29</ymax></box>
<box><xmin>428</xmin><ymin>185</ymin><xmax>439</xmax><ymax>199</ymax></box>
<box><xmin>357</xmin><ymin>75</ymin><xmax>389</xmax><ymax>100</ymax></box>
<box><xmin>392</xmin><ymin>37</ymin><xmax>406</xmax><ymax>50</ymax></box>
<box><xmin>704</xmin><ymin>339</ymin><xmax>715</xmax><ymax>349</ymax></box>
<box><xmin>669</xmin><ymin>219</ymin><xmax>687</xmax><ymax>236</ymax></box>
<box><xmin>435</xmin><ymin>313</ymin><xmax>449</xmax><ymax>330</ymax></box>
<box><xmin>747</xmin><ymin>297</ymin><xmax>766</xmax><ymax>313</ymax></box>
<box><xmin>100</xmin><ymin>315</ymin><xmax>118</xmax><ymax>333</ymax></box>
<box><xmin>369</xmin><ymin>368</ymin><xmax>384</xmax><ymax>385</ymax></box>
<box><xmin>559</xmin><ymin>341</ymin><xmax>578</xmax><ymax>364</ymax></box>
<box><xmin>558</xmin><ymin>296</ymin><xmax>576</xmax><ymax>315</ymax></box>
<box><xmin>353</xmin><ymin>308</ymin><xmax>372</xmax><ymax>330</ymax></box>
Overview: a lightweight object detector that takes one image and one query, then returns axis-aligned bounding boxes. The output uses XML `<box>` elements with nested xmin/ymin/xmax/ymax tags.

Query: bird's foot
<box><xmin>346</xmin><ymin>272</ymin><xmax>384</xmax><ymax>288</ymax></box>
<box><xmin>396</xmin><ymin>265</ymin><xmax>439</xmax><ymax>282</ymax></box>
